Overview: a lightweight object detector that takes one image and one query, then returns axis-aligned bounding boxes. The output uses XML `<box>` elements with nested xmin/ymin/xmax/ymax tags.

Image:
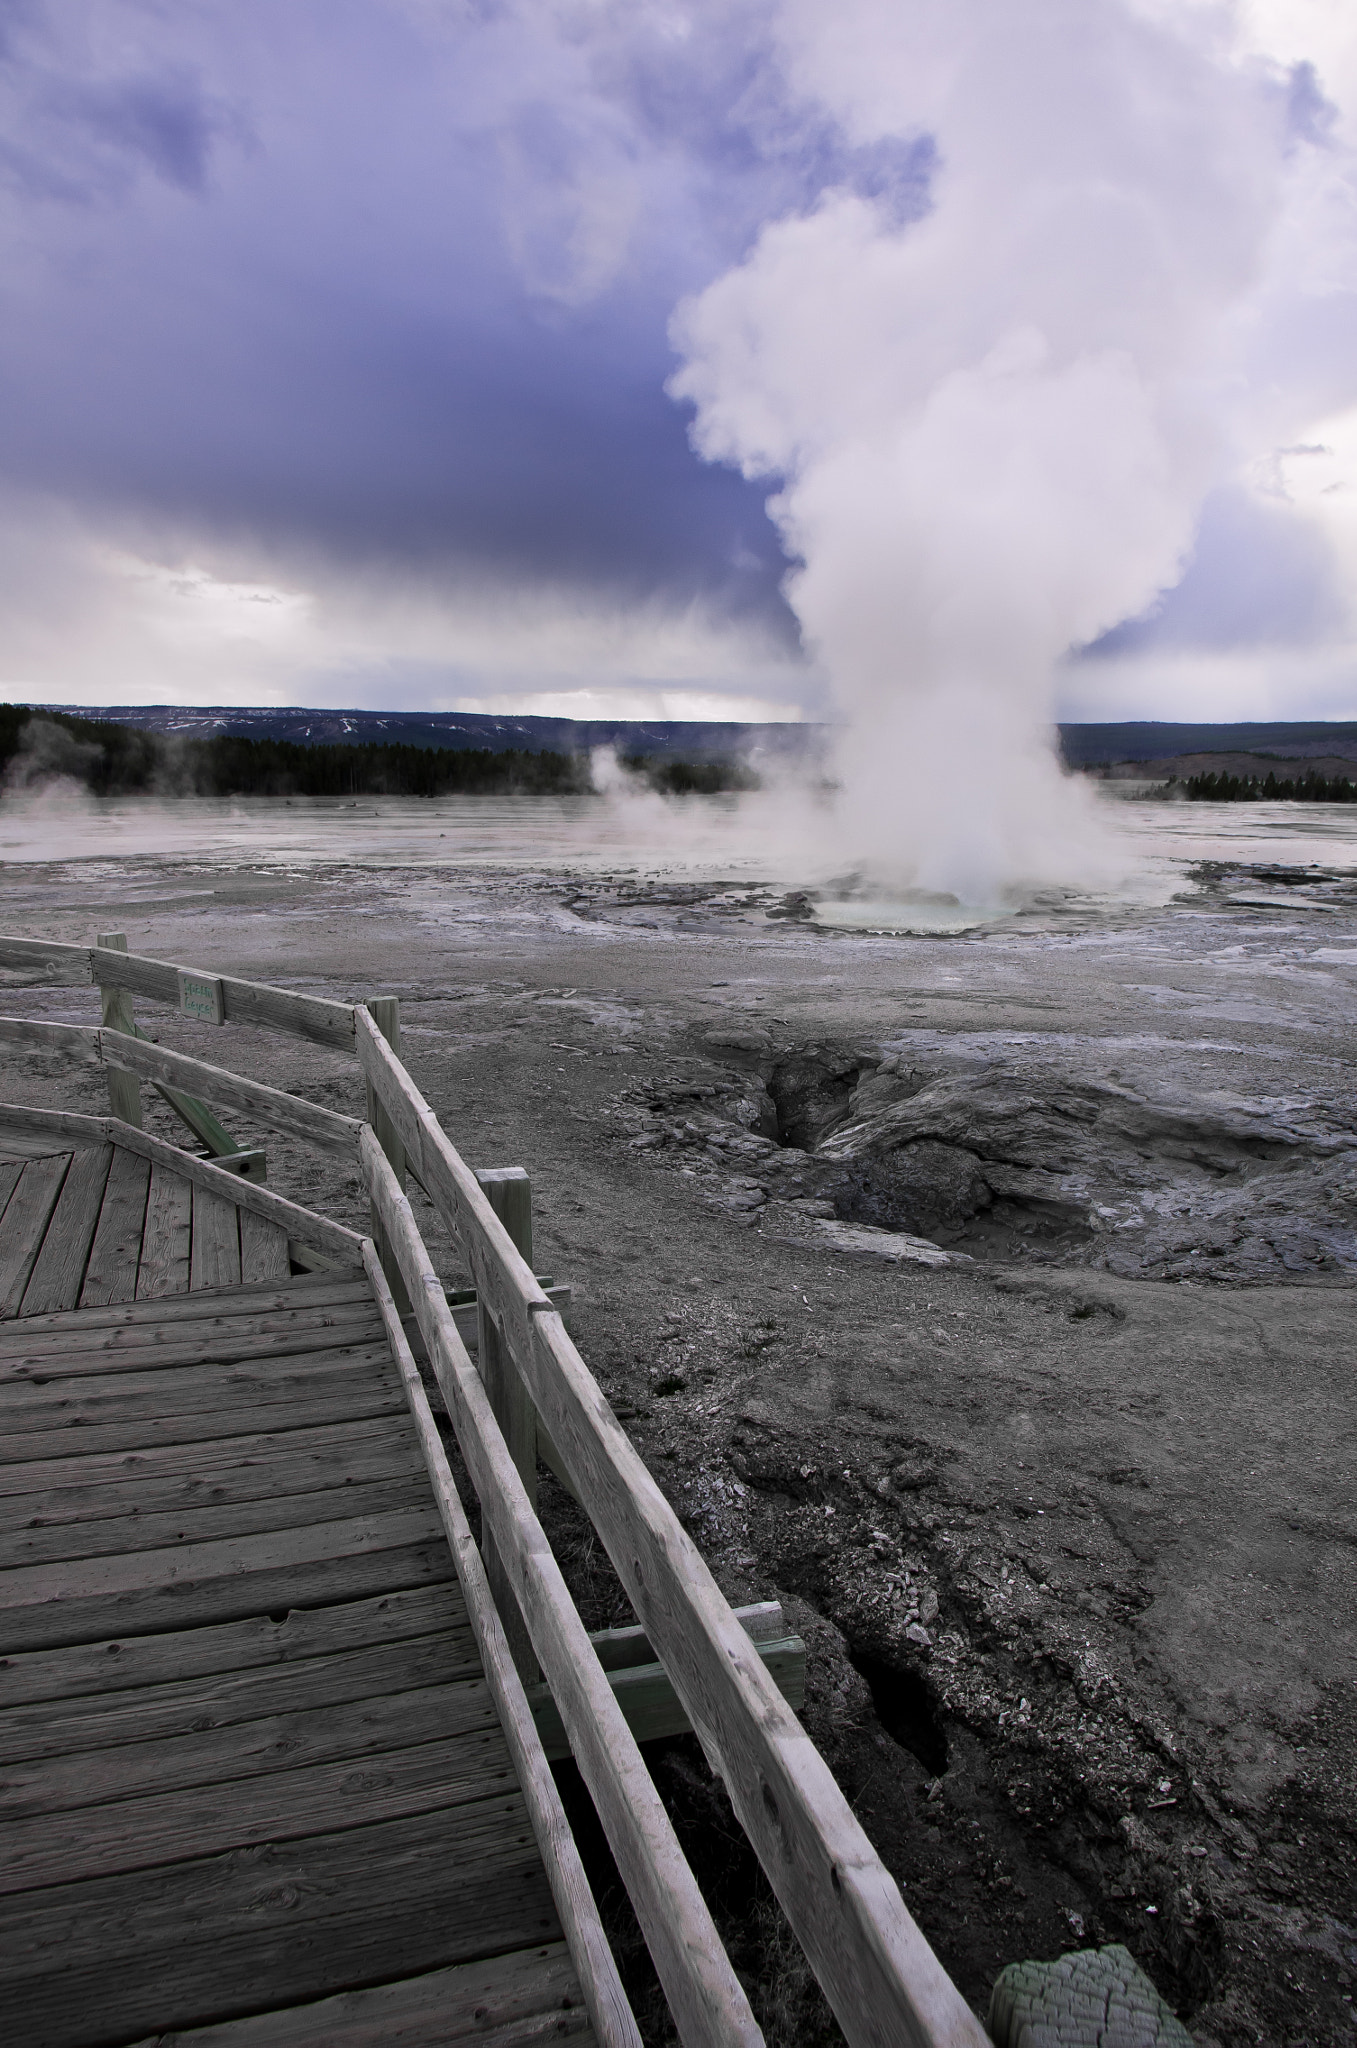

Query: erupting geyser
<box><xmin>670</xmin><ymin>0</ymin><xmax>1342</xmax><ymax>904</ymax></box>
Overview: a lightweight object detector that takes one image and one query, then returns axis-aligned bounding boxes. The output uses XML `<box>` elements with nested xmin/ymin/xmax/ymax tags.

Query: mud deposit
<box><xmin>1</xmin><ymin>825</ymin><xmax>1354</xmax><ymax>2045</ymax></box>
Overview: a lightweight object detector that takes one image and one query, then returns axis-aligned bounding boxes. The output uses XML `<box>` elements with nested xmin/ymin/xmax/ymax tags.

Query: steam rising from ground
<box><xmin>671</xmin><ymin>0</ymin><xmax>1342</xmax><ymax>903</ymax></box>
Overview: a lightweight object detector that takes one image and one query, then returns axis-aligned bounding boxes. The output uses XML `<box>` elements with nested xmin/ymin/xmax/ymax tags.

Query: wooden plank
<box><xmin>0</xmin><ymin>1104</ymin><xmax>360</xmax><ymax>1267</ymax></box>
<box><xmin>363</xmin><ymin>1242</ymin><xmax>641</xmax><ymax>2048</ymax></box>
<box><xmin>0</xmin><ymin>1415</ymin><xmax>409</xmax><ymax>1501</ymax></box>
<box><xmin>0</xmin><ymin>1153</ymin><xmax>71</xmax><ymax>1316</ymax></box>
<box><xmin>86</xmin><ymin>944</ymin><xmax>180</xmax><ymax>1005</ymax></box>
<box><xmin>0</xmin><ymin>1534</ymin><xmax>451</xmax><ymax>1654</ymax></box>
<box><xmin>364</xmin><ymin>992</ymin><xmax>409</xmax><ymax>1319</ymax></box>
<box><xmin>0</xmin><ymin>1016</ymin><xmax>102</xmax><ymax>1064</ymax></box>
<box><xmin>0</xmin><ymin>1340</ymin><xmax>400</xmax><ymax>1428</ymax></box>
<box><xmin>150</xmin><ymin>1061</ymin><xmax>242</xmax><ymax>1161</ymax></box>
<box><xmin>476</xmin><ymin>1167</ymin><xmax>538</xmax><ymax>1682</ymax></box>
<box><xmin>124</xmin><ymin>1944</ymin><xmax>593</xmax><ymax>2048</ymax></box>
<box><xmin>287</xmin><ymin>1238</ymin><xmax>344</xmax><ymax>1274</ymax></box>
<box><xmin>190</xmin><ymin>1184</ymin><xmax>242</xmax><ymax>1291</ymax></box>
<box><xmin>0</xmin><ymin>1724</ymin><xmax>512</xmax><ymax>1892</ymax></box>
<box><xmin>89</xmin><ymin>946</ymin><xmax>358</xmax><ymax>1050</ymax></box>
<box><xmin>0</xmin><ymin>1160</ymin><xmax>21</xmax><ymax>1218</ymax></box>
<box><xmin>0</xmin><ymin>1317</ymin><xmax>387</xmax><ymax>1382</ymax></box>
<box><xmin>590</xmin><ymin>1602</ymin><xmax>788</xmax><ymax>1674</ymax></box>
<box><xmin>517</xmin><ymin>1607</ymin><xmax>806</xmax><ymax>1760</ymax></box>
<box><xmin>0</xmin><ymin>1378</ymin><xmax>407</xmax><ymax>1462</ymax></box>
<box><xmin>0</xmin><ymin>1676</ymin><xmax>500</xmax><ymax>1826</ymax></box>
<box><xmin>0</xmin><ymin>1132</ymin><xmax>83</xmax><ymax>1162</ymax></box>
<box><xmin>529</xmin><ymin>1638</ymin><xmax>807</xmax><ymax>1762</ymax></box>
<box><xmin>0</xmin><ymin>1275</ymin><xmax>376</xmax><ymax>1346</ymax></box>
<box><xmin>356</xmin><ymin>1044</ymin><xmax>987</xmax><ymax>2048</ymax></box>
<box><xmin>137</xmin><ymin>1161</ymin><xmax>193</xmax><ymax>1298</ymax></box>
<box><xmin>0</xmin><ymin>933</ymin><xmax>92</xmax><ymax>980</ymax></box>
<box><xmin>0</xmin><ymin>1799</ymin><xmax>557</xmax><ymax>2045</ymax></box>
<box><xmin>240</xmin><ymin>1208</ymin><xmax>291</xmax><ymax>1283</ymax></box>
<box><xmin>112</xmin><ymin>1120</ymin><xmax>365</xmax><ymax>1266</ymax></box>
<box><xmin>18</xmin><ymin>1144</ymin><xmax>112</xmax><ymax>1316</ymax></box>
<box><xmin>0</xmin><ymin>1268</ymin><xmax>372</xmax><ymax>1339</ymax></box>
<box><xmin>362</xmin><ymin>1163</ymin><xmax>760</xmax><ymax>2048</ymax></box>
<box><xmin>0</xmin><ymin>1509</ymin><xmax>451</xmax><ymax>1651</ymax></box>
<box><xmin>210</xmin><ymin>1148</ymin><xmax>267</xmax><ymax>1180</ymax></box>
<box><xmin>0</xmin><ymin>1628</ymin><xmax>479</xmax><ymax>1763</ymax></box>
<box><xmin>0</xmin><ymin>1429</ymin><xmax>422</xmax><ymax>1534</ymax></box>
<box><xmin>102</xmin><ymin>1030</ymin><xmax>363</xmax><ymax>1157</ymax></box>
<box><xmin>218</xmin><ymin>971</ymin><xmax>357</xmax><ymax>1050</ymax></box>
<box><xmin>79</xmin><ymin>1146</ymin><xmax>151</xmax><ymax>1306</ymax></box>
<box><xmin>0</xmin><ymin>1583</ymin><xmax>465</xmax><ymax>1706</ymax></box>
<box><xmin>2</xmin><ymin>1473</ymin><xmax>436</xmax><ymax>1567</ymax></box>
<box><xmin>363</xmin><ymin>1002</ymin><xmax>402</xmax><ymax>1169</ymax></box>
<box><xmin>0</xmin><ymin>1103</ymin><xmax>109</xmax><ymax>1146</ymax></box>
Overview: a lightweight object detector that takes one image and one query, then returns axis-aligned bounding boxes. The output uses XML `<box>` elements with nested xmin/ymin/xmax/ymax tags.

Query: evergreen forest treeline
<box><xmin>0</xmin><ymin>707</ymin><xmax>757</xmax><ymax>799</ymax></box>
<box><xmin>195</xmin><ymin>734</ymin><xmax>590</xmax><ymax>796</ymax></box>
<box><xmin>1175</xmin><ymin>769</ymin><xmax>1357</xmax><ymax>803</ymax></box>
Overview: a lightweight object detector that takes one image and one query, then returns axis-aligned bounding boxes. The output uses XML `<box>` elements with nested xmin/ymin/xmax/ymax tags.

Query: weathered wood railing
<box><xmin>0</xmin><ymin>933</ymin><xmax>989</xmax><ymax>2048</ymax></box>
<box><xmin>352</xmin><ymin>1013</ymin><xmax>988</xmax><ymax>2048</ymax></box>
<box><xmin>0</xmin><ymin>931</ymin><xmax>361</xmax><ymax>1175</ymax></box>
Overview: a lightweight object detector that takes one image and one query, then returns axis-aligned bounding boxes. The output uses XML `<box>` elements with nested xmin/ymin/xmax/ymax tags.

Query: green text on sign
<box><xmin>177</xmin><ymin>970</ymin><xmax>225</xmax><ymax>1025</ymax></box>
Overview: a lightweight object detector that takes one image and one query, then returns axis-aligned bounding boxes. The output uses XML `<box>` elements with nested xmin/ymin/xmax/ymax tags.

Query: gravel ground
<box><xmin>1</xmin><ymin>834</ymin><xmax>1354</xmax><ymax>2046</ymax></box>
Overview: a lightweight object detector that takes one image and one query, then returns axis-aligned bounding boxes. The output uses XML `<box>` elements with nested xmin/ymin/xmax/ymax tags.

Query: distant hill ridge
<box><xmin>63</xmin><ymin>705</ymin><xmax>815</xmax><ymax>764</ymax></box>
<box><xmin>34</xmin><ymin>705</ymin><xmax>1357</xmax><ymax>768</ymax></box>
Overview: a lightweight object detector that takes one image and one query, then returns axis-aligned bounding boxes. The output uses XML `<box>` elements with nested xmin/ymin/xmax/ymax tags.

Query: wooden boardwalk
<box><xmin>0</xmin><ymin>1121</ymin><xmax>595</xmax><ymax>2045</ymax></box>
<box><xmin>0</xmin><ymin>934</ymin><xmax>1001</xmax><ymax>2048</ymax></box>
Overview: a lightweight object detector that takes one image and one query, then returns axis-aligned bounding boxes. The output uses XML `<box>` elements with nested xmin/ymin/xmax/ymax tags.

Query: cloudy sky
<box><xmin>3</xmin><ymin>0</ymin><xmax>1357</xmax><ymax>727</ymax></box>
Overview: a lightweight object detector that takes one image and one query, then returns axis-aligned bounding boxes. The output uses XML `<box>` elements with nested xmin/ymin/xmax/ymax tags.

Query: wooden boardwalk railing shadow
<box><xmin>0</xmin><ymin>932</ymin><xmax>992</xmax><ymax>2048</ymax></box>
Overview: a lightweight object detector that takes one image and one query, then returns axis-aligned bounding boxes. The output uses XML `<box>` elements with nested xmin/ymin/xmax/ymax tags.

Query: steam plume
<box><xmin>670</xmin><ymin>0</ymin><xmax>1330</xmax><ymax>901</ymax></box>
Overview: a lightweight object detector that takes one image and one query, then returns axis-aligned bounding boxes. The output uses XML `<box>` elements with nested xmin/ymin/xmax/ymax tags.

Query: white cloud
<box><xmin>0</xmin><ymin>491</ymin><xmax>811</xmax><ymax>715</ymax></box>
<box><xmin>671</xmin><ymin>0</ymin><xmax>1342</xmax><ymax>896</ymax></box>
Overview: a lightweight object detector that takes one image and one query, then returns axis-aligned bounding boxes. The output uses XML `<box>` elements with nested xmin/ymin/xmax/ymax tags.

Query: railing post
<box><xmin>94</xmin><ymin>932</ymin><xmax>142</xmax><ymax>1128</ymax></box>
<box><xmin>476</xmin><ymin>1165</ymin><xmax>540</xmax><ymax>1683</ymax></box>
<box><xmin>364</xmin><ymin>996</ymin><xmax>409</xmax><ymax>1309</ymax></box>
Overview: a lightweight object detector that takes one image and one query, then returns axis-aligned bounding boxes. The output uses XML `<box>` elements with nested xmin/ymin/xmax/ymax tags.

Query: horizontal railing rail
<box><xmin>0</xmin><ymin>933</ymin><xmax>357</xmax><ymax>1050</ymax></box>
<box><xmin>362</xmin><ymin>1241</ymin><xmax>643</xmax><ymax>2048</ymax></box>
<box><xmin>0</xmin><ymin>1017</ymin><xmax>364</xmax><ymax>1157</ymax></box>
<box><xmin>363</xmin><ymin>1129</ymin><xmax>765</xmax><ymax>2048</ymax></box>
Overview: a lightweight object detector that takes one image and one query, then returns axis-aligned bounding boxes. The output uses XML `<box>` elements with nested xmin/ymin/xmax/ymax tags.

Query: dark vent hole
<box><xmin>851</xmin><ymin>1650</ymin><xmax>949</xmax><ymax>1775</ymax></box>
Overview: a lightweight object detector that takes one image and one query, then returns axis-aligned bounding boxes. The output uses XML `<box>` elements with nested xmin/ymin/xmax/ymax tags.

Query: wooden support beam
<box><xmin>203</xmin><ymin>1149</ymin><xmax>268</xmax><ymax>1182</ymax></box>
<box><xmin>361</xmin><ymin>1135</ymin><xmax>765</xmax><ymax>2048</ymax></box>
<box><xmin>95</xmin><ymin>933</ymin><xmax>143</xmax><ymax>1129</ymax></box>
<box><xmin>95</xmin><ymin>931</ymin><xmax>240</xmax><ymax>1158</ymax></box>
<box><xmin>527</xmin><ymin>1609</ymin><xmax>806</xmax><ymax>1762</ymax></box>
<box><xmin>100</xmin><ymin>1031</ymin><xmax>361</xmax><ymax>1157</ymax></box>
<box><xmin>362</xmin><ymin>1241</ymin><xmax>643</xmax><ymax>2048</ymax></box>
<box><xmin>0</xmin><ymin>1009</ymin><xmax>362</xmax><ymax>1163</ymax></box>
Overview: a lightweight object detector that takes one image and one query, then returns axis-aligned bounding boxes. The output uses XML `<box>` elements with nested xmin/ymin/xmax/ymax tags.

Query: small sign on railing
<box><xmin>177</xmin><ymin>969</ymin><xmax>225</xmax><ymax>1025</ymax></box>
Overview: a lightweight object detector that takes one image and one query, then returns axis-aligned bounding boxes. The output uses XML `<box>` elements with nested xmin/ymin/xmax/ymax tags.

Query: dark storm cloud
<box><xmin>0</xmin><ymin>0</ymin><xmax>1343</xmax><ymax>687</ymax></box>
<box><xmin>0</xmin><ymin>0</ymin><xmax>933</xmax><ymax>647</ymax></box>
